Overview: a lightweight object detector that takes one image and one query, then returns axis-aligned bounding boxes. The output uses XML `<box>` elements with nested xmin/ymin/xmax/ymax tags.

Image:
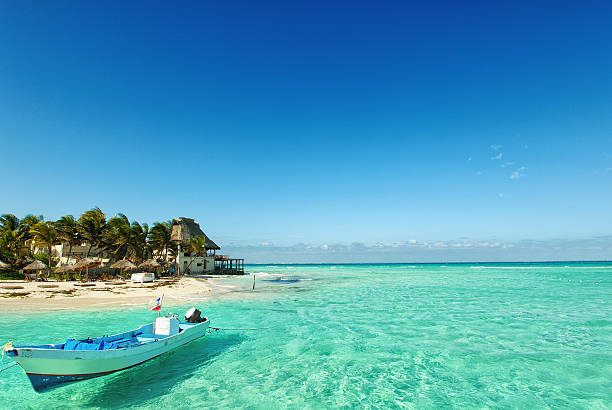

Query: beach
<box><xmin>0</xmin><ymin>275</ymin><xmax>253</xmax><ymax>312</ymax></box>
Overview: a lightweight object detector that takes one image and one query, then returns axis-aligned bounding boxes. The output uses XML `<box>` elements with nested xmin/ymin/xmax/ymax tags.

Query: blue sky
<box><xmin>1</xmin><ymin>1</ymin><xmax>611</xmax><ymax>262</ymax></box>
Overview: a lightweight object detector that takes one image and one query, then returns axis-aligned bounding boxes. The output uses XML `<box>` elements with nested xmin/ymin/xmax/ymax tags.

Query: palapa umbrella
<box><xmin>73</xmin><ymin>258</ymin><xmax>101</xmax><ymax>270</ymax></box>
<box><xmin>23</xmin><ymin>260</ymin><xmax>47</xmax><ymax>271</ymax></box>
<box><xmin>110</xmin><ymin>260</ymin><xmax>137</xmax><ymax>270</ymax></box>
<box><xmin>138</xmin><ymin>259</ymin><xmax>161</xmax><ymax>270</ymax></box>
<box><xmin>73</xmin><ymin>258</ymin><xmax>101</xmax><ymax>281</ymax></box>
<box><xmin>0</xmin><ymin>260</ymin><xmax>9</xmax><ymax>269</ymax></box>
<box><xmin>111</xmin><ymin>260</ymin><xmax>137</xmax><ymax>278</ymax></box>
<box><xmin>23</xmin><ymin>260</ymin><xmax>47</xmax><ymax>281</ymax></box>
<box><xmin>54</xmin><ymin>264</ymin><xmax>74</xmax><ymax>273</ymax></box>
<box><xmin>54</xmin><ymin>264</ymin><xmax>75</xmax><ymax>281</ymax></box>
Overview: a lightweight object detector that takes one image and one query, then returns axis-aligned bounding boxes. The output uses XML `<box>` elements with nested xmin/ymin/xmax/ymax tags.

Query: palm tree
<box><xmin>149</xmin><ymin>221</ymin><xmax>173</xmax><ymax>261</ymax></box>
<box><xmin>77</xmin><ymin>207</ymin><xmax>107</xmax><ymax>257</ymax></box>
<box><xmin>0</xmin><ymin>214</ymin><xmax>25</xmax><ymax>264</ymax></box>
<box><xmin>131</xmin><ymin>222</ymin><xmax>150</xmax><ymax>262</ymax></box>
<box><xmin>106</xmin><ymin>215</ymin><xmax>151</xmax><ymax>262</ymax></box>
<box><xmin>18</xmin><ymin>214</ymin><xmax>45</xmax><ymax>261</ymax></box>
<box><xmin>106</xmin><ymin>214</ymin><xmax>132</xmax><ymax>261</ymax></box>
<box><xmin>55</xmin><ymin>215</ymin><xmax>79</xmax><ymax>262</ymax></box>
<box><xmin>29</xmin><ymin>221</ymin><xmax>59</xmax><ymax>274</ymax></box>
<box><xmin>182</xmin><ymin>235</ymin><xmax>207</xmax><ymax>274</ymax></box>
<box><xmin>190</xmin><ymin>235</ymin><xmax>207</xmax><ymax>257</ymax></box>
<box><xmin>0</xmin><ymin>214</ymin><xmax>20</xmax><ymax>232</ymax></box>
<box><xmin>19</xmin><ymin>214</ymin><xmax>44</xmax><ymax>244</ymax></box>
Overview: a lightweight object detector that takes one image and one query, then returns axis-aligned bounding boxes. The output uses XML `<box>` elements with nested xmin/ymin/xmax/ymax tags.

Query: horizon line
<box><xmin>245</xmin><ymin>260</ymin><xmax>612</xmax><ymax>266</ymax></box>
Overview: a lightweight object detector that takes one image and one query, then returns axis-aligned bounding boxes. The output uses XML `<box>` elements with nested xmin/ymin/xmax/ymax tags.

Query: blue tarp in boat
<box><xmin>63</xmin><ymin>337</ymin><xmax>137</xmax><ymax>350</ymax></box>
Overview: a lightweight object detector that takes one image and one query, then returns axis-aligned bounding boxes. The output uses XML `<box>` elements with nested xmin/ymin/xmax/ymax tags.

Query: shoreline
<box><xmin>0</xmin><ymin>275</ymin><xmax>257</xmax><ymax>313</ymax></box>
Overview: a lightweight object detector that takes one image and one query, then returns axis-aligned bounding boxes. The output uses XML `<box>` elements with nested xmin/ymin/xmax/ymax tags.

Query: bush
<box><xmin>0</xmin><ymin>271</ymin><xmax>25</xmax><ymax>280</ymax></box>
<box><xmin>33</xmin><ymin>252</ymin><xmax>57</xmax><ymax>267</ymax></box>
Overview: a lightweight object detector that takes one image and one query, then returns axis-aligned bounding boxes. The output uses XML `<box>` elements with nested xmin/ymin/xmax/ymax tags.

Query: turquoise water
<box><xmin>1</xmin><ymin>263</ymin><xmax>611</xmax><ymax>409</ymax></box>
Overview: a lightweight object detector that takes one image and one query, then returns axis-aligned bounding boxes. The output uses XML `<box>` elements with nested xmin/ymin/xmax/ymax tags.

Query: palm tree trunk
<box><xmin>48</xmin><ymin>243</ymin><xmax>52</xmax><ymax>281</ymax></box>
<box><xmin>67</xmin><ymin>242</ymin><xmax>73</xmax><ymax>263</ymax></box>
<box><xmin>86</xmin><ymin>243</ymin><xmax>93</xmax><ymax>257</ymax></box>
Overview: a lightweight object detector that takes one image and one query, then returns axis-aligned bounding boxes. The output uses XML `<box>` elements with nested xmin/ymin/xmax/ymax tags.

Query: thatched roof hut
<box><xmin>170</xmin><ymin>217</ymin><xmax>220</xmax><ymax>250</ymax></box>
<box><xmin>23</xmin><ymin>260</ymin><xmax>47</xmax><ymax>271</ymax></box>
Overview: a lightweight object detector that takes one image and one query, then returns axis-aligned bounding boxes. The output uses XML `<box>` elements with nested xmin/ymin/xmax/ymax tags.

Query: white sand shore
<box><xmin>0</xmin><ymin>276</ymin><xmax>248</xmax><ymax>312</ymax></box>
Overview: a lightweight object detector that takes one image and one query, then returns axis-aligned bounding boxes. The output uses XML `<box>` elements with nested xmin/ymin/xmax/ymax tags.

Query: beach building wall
<box><xmin>178</xmin><ymin>254</ymin><xmax>215</xmax><ymax>274</ymax></box>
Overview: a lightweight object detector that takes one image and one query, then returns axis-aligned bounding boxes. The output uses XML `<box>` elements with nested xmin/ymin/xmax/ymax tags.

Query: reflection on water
<box><xmin>81</xmin><ymin>334</ymin><xmax>245</xmax><ymax>408</ymax></box>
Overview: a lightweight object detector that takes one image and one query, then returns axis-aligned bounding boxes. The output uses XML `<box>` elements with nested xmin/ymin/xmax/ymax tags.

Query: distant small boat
<box><xmin>3</xmin><ymin>308</ymin><xmax>209</xmax><ymax>392</ymax></box>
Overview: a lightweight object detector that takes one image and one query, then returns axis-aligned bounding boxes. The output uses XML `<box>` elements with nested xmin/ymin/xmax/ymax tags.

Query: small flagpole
<box><xmin>158</xmin><ymin>294</ymin><xmax>164</xmax><ymax>317</ymax></box>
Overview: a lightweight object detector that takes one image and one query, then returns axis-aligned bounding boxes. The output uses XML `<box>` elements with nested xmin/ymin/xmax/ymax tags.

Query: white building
<box><xmin>51</xmin><ymin>244</ymin><xmax>111</xmax><ymax>266</ymax></box>
<box><xmin>171</xmin><ymin>217</ymin><xmax>220</xmax><ymax>275</ymax></box>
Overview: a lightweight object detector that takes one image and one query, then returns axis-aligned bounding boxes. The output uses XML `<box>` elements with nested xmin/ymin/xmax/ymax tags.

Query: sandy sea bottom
<box><xmin>0</xmin><ymin>262</ymin><xmax>611</xmax><ymax>409</ymax></box>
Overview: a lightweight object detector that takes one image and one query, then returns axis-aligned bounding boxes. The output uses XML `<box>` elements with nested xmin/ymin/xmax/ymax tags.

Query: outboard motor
<box><xmin>185</xmin><ymin>307</ymin><xmax>207</xmax><ymax>323</ymax></box>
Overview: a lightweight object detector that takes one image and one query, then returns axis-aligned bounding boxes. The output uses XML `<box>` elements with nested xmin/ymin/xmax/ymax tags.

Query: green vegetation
<box><xmin>0</xmin><ymin>208</ymin><xmax>183</xmax><ymax>271</ymax></box>
<box><xmin>190</xmin><ymin>235</ymin><xmax>208</xmax><ymax>257</ymax></box>
<box><xmin>30</xmin><ymin>222</ymin><xmax>59</xmax><ymax>269</ymax></box>
<box><xmin>0</xmin><ymin>271</ymin><xmax>25</xmax><ymax>280</ymax></box>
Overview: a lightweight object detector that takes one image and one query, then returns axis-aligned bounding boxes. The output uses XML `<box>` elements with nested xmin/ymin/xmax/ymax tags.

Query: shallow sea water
<box><xmin>0</xmin><ymin>263</ymin><xmax>611</xmax><ymax>409</ymax></box>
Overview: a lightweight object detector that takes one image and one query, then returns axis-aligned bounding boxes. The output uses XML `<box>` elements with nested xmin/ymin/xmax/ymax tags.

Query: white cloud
<box><xmin>491</xmin><ymin>152</ymin><xmax>503</xmax><ymax>160</ymax></box>
<box><xmin>510</xmin><ymin>166</ymin><xmax>527</xmax><ymax>179</ymax></box>
<box><xmin>476</xmin><ymin>241</ymin><xmax>501</xmax><ymax>248</ymax></box>
<box><xmin>387</xmin><ymin>242</ymin><xmax>405</xmax><ymax>248</ymax></box>
<box><xmin>500</xmin><ymin>161</ymin><xmax>514</xmax><ymax>168</ymax></box>
<box><xmin>222</xmin><ymin>236</ymin><xmax>612</xmax><ymax>263</ymax></box>
<box><xmin>491</xmin><ymin>145</ymin><xmax>502</xmax><ymax>151</ymax></box>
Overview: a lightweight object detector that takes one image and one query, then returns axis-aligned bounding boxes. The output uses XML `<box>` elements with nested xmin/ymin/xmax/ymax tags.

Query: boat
<box><xmin>3</xmin><ymin>308</ymin><xmax>210</xmax><ymax>392</ymax></box>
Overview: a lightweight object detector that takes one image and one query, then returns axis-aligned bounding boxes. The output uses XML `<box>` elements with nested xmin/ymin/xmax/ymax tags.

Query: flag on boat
<box><xmin>150</xmin><ymin>295</ymin><xmax>163</xmax><ymax>311</ymax></box>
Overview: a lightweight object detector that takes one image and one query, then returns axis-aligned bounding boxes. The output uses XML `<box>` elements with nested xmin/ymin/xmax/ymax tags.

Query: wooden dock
<box><xmin>214</xmin><ymin>255</ymin><xmax>245</xmax><ymax>274</ymax></box>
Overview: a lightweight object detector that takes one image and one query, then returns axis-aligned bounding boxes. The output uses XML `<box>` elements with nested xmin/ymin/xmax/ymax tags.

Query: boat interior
<box><xmin>15</xmin><ymin>321</ymin><xmax>205</xmax><ymax>351</ymax></box>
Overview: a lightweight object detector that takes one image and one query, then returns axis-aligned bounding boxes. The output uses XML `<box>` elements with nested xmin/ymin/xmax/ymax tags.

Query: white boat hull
<box><xmin>7</xmin><ymin>320</ymin><xmax>209</xmax><ymax>392</ymax></box>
